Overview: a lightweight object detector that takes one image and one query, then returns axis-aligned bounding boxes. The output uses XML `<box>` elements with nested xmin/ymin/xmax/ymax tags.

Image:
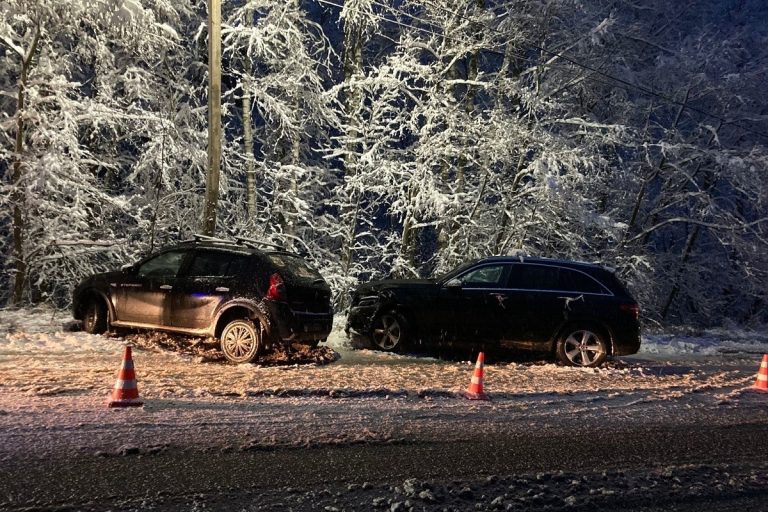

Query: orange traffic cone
<box><xmin>753</xmin><ymin>354</ymin><xmax>768</xmax><ymax>393</ymax></box>
<box><xmin>108</xmin><ymin>345</ymin><xmax>144</xmax><ymax>408</ymax></box>
<box><xmin>464</xmin><ymin>352</ymin><xmax>489</xmax><ymax>400</ymax></box>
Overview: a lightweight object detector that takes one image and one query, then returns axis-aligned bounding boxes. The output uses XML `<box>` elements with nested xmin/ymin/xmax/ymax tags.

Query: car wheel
<box><xmin>220</xmin><ymin>319</ymin><xmax>262</xmax><ymax>363</ymax></box>
<box><xmin>372</xmin><ymin>311</ymin><xmax>407</xmax><ymax>352</ymax></box>
<box><xmin>556</xmin><ymin>327</ymin><xmax>608</xmax><ymax>367</ymax></box>
<box><xmin>83</xmin><ymin>299</ymin><xmax>108</xmax><ymax>334</ymax></box>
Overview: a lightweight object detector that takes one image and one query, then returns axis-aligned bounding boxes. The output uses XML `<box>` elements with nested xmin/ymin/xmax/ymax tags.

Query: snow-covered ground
<box><xmin>1</xmin><ymin>307</ymin><xmax>767</xmax><ymax>511</ymax></box>
<box><xmin>1</xmin><ymin>307</ymin><xmax>766</xmax><ymax>404</ymax></box>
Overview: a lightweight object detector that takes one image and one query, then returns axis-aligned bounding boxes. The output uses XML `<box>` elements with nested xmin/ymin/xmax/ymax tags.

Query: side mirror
<box><xmin>444</xmin><ymin>278</ymin><xmax>462</xmax><ymax>290</ymax></box>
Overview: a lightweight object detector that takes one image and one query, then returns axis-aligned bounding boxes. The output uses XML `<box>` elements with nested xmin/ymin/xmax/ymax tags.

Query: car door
<box><xmin>171</xmin><ymin>249</ymin><xmax>251</xmax><ymax>330</ymax></box>
<box><xmin>499</xmin><ymin>263</ymin><xmax>561</xmax><ymax>349</ymax></box>
<box><xmin>500</xmin><ymin>264</ymin><xmax>609</xmax><ymax>348</ymax></box>
<box><xmin>449</xmin><ymin>263</ymin><xmax>512</xmax><ymax>346</ymax></box>
<box><xmin>114</xmin><ymin>250</ymin><xmax>188</xmax><ymax>326</ymax></box>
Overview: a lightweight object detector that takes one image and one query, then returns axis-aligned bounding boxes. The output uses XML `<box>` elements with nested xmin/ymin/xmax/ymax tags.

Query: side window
<box><xmin>460</xmin><ymin>264</ymin><xmax>508</xmax><ymax>288</ymax></box>
<box><xmin>558</xmin><ymin>268</ymin><xmax>605</xmax><ymax>294</ymax></box>
<box><xmin>187</xmin><ymin>250</ymin><xmax>232</xmax><ymax>277</ymax></box>
<box><xmin>507</xmin><ymin>264</ymin><xmax>559</xmax><ymax>291</ymax></box>
<box><xmin>227</xmin><ymin>255</ymin><xmax>250</xmax><ymax>277</ymax></box>
<box><xmin>137</xmin><ymin>251</ymin><xmax>186</xmax><ymax>278</ymax></box>
<box><xmin>187</xmin><ymin>251</ymin><xmax>251</xmax><ymax>277</ymax></box>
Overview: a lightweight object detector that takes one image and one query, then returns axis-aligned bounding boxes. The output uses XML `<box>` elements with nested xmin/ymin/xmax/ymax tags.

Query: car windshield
<box><xmin>435</xmin><ymin>259</ymin><xmax>481</xmax><ymax>283</ymax></box>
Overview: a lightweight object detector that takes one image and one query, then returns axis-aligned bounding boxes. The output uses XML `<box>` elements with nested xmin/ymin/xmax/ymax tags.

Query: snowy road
<box><xmin>1</xmin><ymin>308</ymin><xmax>767</xmax><ymax>510</ymax></box>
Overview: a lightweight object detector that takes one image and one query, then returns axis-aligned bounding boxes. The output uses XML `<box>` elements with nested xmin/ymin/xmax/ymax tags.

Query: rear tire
<box><xmin>83</xmin><ymin>299</ymin><xmax>108</xmax><ymax>334</ymax></box>
<box><xmin>556</xmin><ymin>327</ymin><xmax>608</xmax><ymax>367</ymax></box>
<box><xmin>371</xmin><ymin>311</ymin><xmax>408</xmax><ymax>352</ymax></box>
<box><xmin>220</xmin><ymin>319</ymin><xmax>262</xmax><ymax>363</ymax></box>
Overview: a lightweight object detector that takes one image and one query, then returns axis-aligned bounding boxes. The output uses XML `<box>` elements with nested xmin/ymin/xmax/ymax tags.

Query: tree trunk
<box><xmin>634</xmin><ymin>88</ymin><xmax>690</xmax><ymax>245</ymax></box>
<box><xmin>242</xmin><ymin>81</ymin><xmax>256</xmax><ymax>222</ymax></box>
<box><xmin>202</xmin><ymin>0</ymin><xmax>222</xmax><ymax>236</ymax></box>
<box><xmin>660</xmin><ymin>225</ymin><xmax>700</xmax><ymax>320</ymax></box>
<box><xmin>339</xmin><ymin>16</ymin><xmax>366</xmax><ymax>274</ymax></box>
<box><xmin>10</xmin><ymin>22</ymin><xmax>41</xmax><ymax>306</ymax></box>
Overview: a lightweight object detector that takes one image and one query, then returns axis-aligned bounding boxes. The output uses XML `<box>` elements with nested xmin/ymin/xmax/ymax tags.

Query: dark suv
<box><xmin>73</xmin><ymin>236</ymin><xmax>333</xmax><ymax>363</ymax></box>
<box><xmin>346</xmin><ymin>256</ymin><xmax>640</xmax><ymax>367</ymax></box>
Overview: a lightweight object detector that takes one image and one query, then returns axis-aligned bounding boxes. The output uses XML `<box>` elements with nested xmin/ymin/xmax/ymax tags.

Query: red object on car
<box><xmin>267</xmin><ymin>272</ymin><xmax>287</xmax><ymax>301</ymax></box>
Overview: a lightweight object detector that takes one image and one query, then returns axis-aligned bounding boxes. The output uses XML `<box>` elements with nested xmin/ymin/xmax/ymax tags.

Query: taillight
<box><xmin>267</xmin><ymin>272</ymin><xmax>287</xmax><ymax>301</ymax></box>
<box><xmin>620</xmin><ymin>303</ymin><xmax>640</xmax><ymax>319</ymax></box>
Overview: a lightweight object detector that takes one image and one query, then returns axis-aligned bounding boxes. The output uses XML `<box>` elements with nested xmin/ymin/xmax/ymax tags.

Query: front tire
<box><xmin>83</xmin><ymin>299</ymin><xmax>108</xmax><ymax>334</ymax></box>
<box><xmin>220</xmin><ymin>319</ymin><xmax>262</xmax><ymax>363</ymax></box>
<box><xmin>371</xmin><ymin>311</ymin><xmax>407</xmax><ymax>352</ymax></box>
<box><xmin>556</xmin><ymin>327</ymin><xmax>608</xmax><ymax>367</ymax></box>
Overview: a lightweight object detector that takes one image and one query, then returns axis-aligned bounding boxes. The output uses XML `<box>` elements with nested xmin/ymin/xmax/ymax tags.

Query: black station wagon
<box><xmin>73</xmin><ymin>236</ymin><xmax>333</xmax><ymax>363</ymax></box>
<box><xmin>346</xmin><ymin>256</ymin><xmax>641</xmax><ymax>367</ymax></box>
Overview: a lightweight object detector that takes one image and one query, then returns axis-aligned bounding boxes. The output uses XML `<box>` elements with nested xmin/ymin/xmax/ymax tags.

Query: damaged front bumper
<box><xmin>345</xmin><ymin>299</ymin><xmax>380</xmax><ymax>348</ymax></box>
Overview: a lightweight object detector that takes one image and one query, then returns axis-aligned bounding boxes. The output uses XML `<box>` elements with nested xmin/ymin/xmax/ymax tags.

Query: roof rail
<box><xmin>191</xmin><ymin>234</ymin><xmax>238</xmax><ymax>245</ymax></box>
<box><xmin>234</xmin><ymin>236</ymin><xmax>286</xmax><ymax>251</ymax></box>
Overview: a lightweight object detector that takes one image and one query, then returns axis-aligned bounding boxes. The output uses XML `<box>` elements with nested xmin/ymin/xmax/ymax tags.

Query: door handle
<box><xmin>490</xmin><ymin>293</ymin><xmax>508</xmax><ymax>308</ymax></box>
<box><xmin>215</xmin><ymin>287</ymin><xmax>230</xmax><ymax>293</ymax></box>
<box><xmin>160</xmin><ymin>285</ymin><xmax>173</xmax><ymax>290</ymax></box>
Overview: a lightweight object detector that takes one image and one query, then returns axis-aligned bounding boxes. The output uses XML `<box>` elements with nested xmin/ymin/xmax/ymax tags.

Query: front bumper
<box><xmin>345</xmin><ymin>302</ymin><xmax>380</xmax><ymax>347</ymax></box>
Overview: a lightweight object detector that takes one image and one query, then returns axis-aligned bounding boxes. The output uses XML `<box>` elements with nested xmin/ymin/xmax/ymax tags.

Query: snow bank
<box><xmin>639</xmin><ymin>328</ymin><xmax>768</xmax><ymax>356</ymax></box>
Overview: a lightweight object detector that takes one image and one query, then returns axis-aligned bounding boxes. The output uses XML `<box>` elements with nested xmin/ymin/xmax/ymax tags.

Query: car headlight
<box><xmin>358</xmin><ymin>295</ymin><xmax>380</xmax><ymax>307</ymax></box>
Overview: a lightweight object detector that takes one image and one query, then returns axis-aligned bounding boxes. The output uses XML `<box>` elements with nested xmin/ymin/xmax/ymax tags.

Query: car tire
<box><xmin>556</xmin><ymin>326</ymin><xmax>608</xmax><ymax>368</ymax></box>
<box><xmin>371</xmin><ymin>310</ymin><xmax>407</xmax><ymax>352</ymax></box>
<box><xmin>220</xmin><ymin>319</ymin><xmax>262</xmax><ymax>363</ymax></box>
<box><xmin>83</xmin><ymin>299</ymin><xmax>108</xmax><ymax>334</ymax></box>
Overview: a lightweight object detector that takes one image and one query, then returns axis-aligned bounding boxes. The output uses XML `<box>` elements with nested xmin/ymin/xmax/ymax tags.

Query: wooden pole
<box><xmin>202</xmin><ymin>0</ymin><xmax>221</xmax><ymax>236</ymax></box>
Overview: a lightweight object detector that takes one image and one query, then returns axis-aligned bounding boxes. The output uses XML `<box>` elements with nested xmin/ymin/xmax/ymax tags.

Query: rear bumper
<box><xmin>268</xmin><ymin>302</ymin><xmax>333</xmax><ymax>342</ymax></box>
<box><xmin>611</xmin><ymin>322</ymin><xmax>641</xmax><ymax>356</ymax></box>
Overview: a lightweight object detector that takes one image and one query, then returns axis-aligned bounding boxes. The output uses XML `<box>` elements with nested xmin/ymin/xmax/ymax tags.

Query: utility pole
<box><xmin>202</xmin><ymin>0</ymin><xmax>221</xmax><ymax>236</ymax></box>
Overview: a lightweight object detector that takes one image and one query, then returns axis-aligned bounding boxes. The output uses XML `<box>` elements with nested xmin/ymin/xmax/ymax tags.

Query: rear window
<box><xmin>558</xmin><ymin>268</ymin><xmax>606</xmax><ymax>294</ymax></box>
<box><xmin>594</xmin><ymin>269</ymin><xmax>634</xmax><ymax>298</ymax></box>
<box><xmin>267</xmin><ymin>253</ymin><xmax>321</xmax><ymax>280</ymax></box>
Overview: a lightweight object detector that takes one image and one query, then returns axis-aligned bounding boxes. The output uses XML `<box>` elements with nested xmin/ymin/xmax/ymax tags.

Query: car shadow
<box><xmin>400</xmin><ymin>343</ymin><xmax>555</xmax><ymax>365</ymax></box>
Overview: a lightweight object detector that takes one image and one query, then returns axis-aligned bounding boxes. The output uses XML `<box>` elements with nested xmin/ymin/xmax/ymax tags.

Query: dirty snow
<box><xmin>1</xmin><ymin>307</ymin><xmax>768</xmax><ymax>511</ymax></box>
<box><xmin>1</xmin><ymin>307</ymin><xmax>766</xmax><ymax>402</ymax></box>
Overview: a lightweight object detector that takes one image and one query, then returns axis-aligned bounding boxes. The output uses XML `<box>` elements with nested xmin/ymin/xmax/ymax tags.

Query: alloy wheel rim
<box><xmin>223</xmin><ymin>324</ymin><xmax>256</xmax><ymax>359</ymax></box>
<box><xmin>564</xmin><ymin>330</ymin><xmax>604</xmax><ymax>366</ymax></box>
<box><xmin>373</xmin><ymin>315</ymin><xmax>400</xmax><ymax>350</ymax></box>
<box><xmin>84</xmin><ymin>307</ymin><xmax>96</xmax><ymax>330</ymax></box>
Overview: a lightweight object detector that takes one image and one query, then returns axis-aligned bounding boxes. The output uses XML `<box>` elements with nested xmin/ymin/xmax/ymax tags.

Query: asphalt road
<box><xmin>2</xmin><ymin>420</ymin><xmax>767</xmax><ymax>511</ymax></box>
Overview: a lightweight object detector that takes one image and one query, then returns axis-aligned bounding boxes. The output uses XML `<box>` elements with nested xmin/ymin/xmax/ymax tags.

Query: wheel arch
<box><xmin>374</xmin><ymin>300</ymin><xmax>418</xmax><ymax>337</ymax></box>
<box><xmin>551</xmin><ymin>318</ymin><xmax>615</xmax><ymax>355</ymax></box>
<box><xmin>213</xmin><ymin>301</ymin><xmax>271</xmax><ymax>340</ymax></box>
<box><xmin>74</xmin><ymin>288</ymin><xmax>114</xmax><ymax>323</ymax></box>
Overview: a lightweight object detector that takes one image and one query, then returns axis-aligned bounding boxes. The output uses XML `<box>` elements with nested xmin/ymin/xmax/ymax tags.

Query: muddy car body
<box><xmin>73</xmin><ymin>236</ymin><xmax>333</xmax><ymax>363</ymax></box>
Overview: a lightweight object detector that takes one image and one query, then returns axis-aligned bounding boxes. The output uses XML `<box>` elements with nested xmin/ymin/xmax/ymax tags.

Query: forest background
<box><xmin>1</xmin><ymin>0</ymin><xmax>767</xmax><ymax>327</ymax></box>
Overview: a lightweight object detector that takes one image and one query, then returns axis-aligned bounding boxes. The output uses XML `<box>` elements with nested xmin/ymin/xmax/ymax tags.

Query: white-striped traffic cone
<box><xmin>464</xmin><ymin>352</ymin><xmax>489</xmax><ymax>400</ymax></box>
<box><xmin>108</xmin><ymin>345</ymin><xmax>144</xmax><ymax>408</ymax></box>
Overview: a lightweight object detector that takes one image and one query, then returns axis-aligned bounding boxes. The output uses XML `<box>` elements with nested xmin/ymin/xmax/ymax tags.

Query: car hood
<box><xmin>76</xmin><ymin>270</ymin><xmax>124</xmax><ymax>289</ymax></box>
